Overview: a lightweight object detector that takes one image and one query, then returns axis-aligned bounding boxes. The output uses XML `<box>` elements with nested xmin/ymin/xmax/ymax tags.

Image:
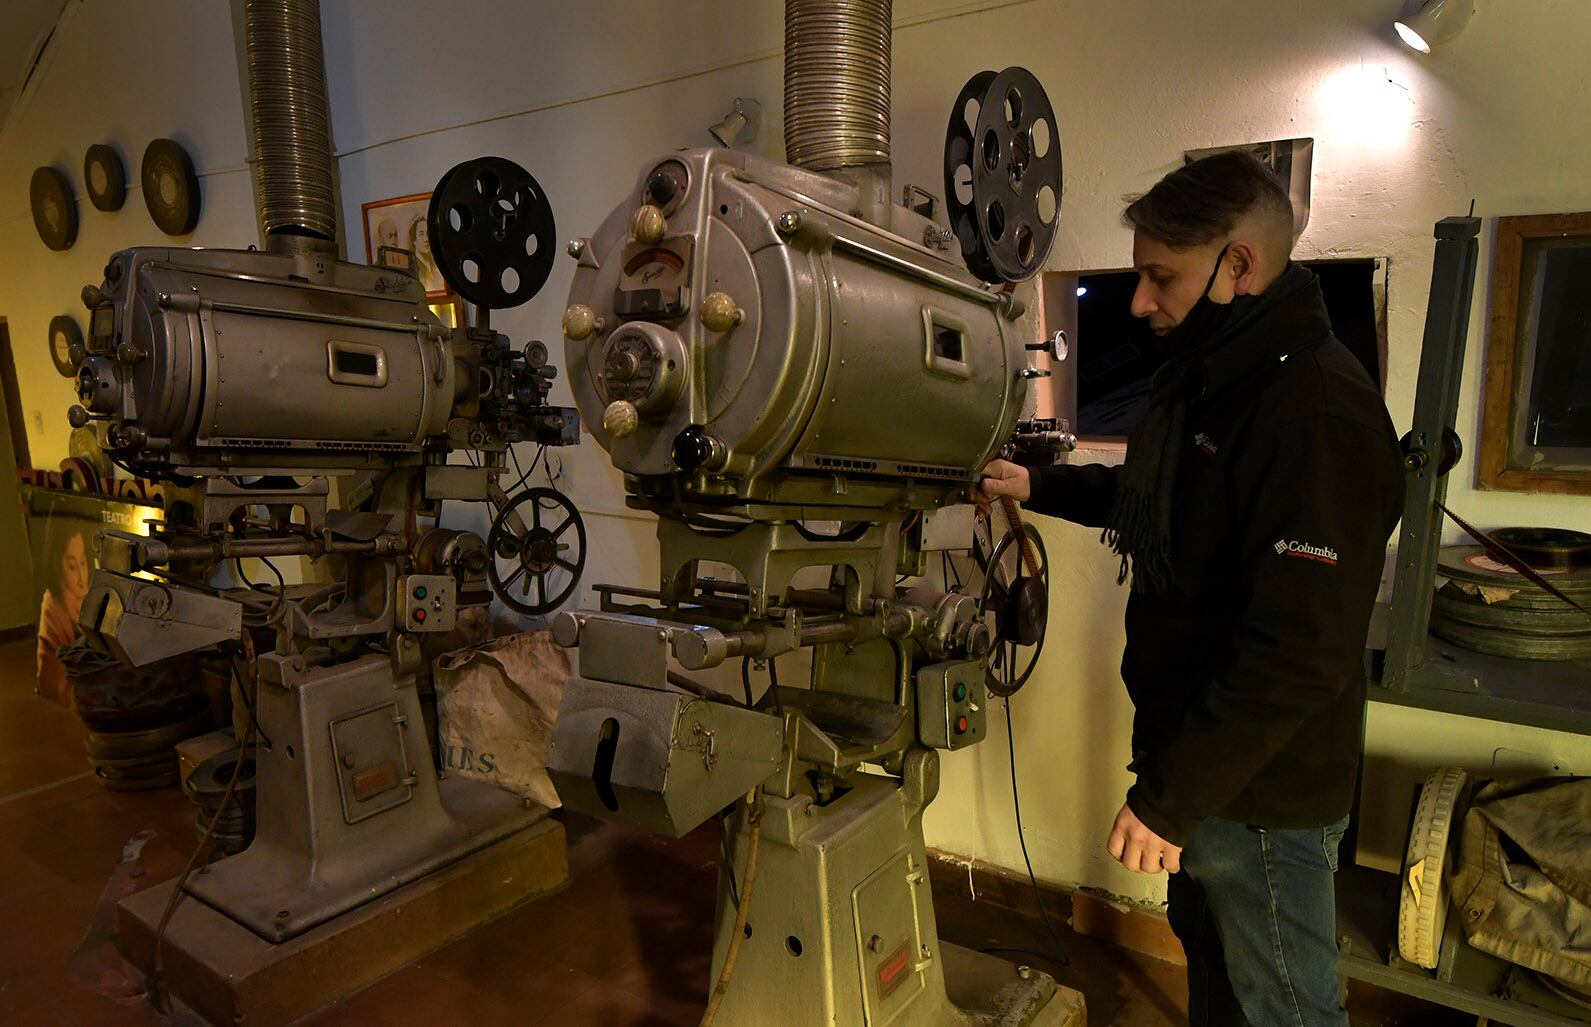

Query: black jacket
<box><xmin>1027</xmin><ymin>269</ymin><xmax>1404</xmax><ymax>846</ymax></box>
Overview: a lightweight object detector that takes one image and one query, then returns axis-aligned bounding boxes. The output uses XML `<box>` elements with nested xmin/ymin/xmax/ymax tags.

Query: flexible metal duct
<box><xmin>244</xmin><ymin>0</ymin><xmax>338</xmax><ymax>245</ymax></box>
<box><xmin>783</xmin><ymin>0</ymin><xmax>892</xmax><ymax>172</ymax></box>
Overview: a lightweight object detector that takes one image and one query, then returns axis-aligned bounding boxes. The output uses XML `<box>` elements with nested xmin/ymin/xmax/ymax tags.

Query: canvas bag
<box><xmin>433</xmin><ymin>629</ymin><xmax>568</xmax><ymax>808</ymax></box>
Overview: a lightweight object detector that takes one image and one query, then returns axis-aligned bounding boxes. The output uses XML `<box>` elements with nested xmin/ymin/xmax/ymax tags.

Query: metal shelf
<box><xmin>1370</xmin><ymin>635</ymin><xmax>1591</xmax><ymax>736</ymax></box>
<box><xmin>1336</xmin><ymin>863</ymin><xmax>1591</xmax><ymax>1026</ymax></box>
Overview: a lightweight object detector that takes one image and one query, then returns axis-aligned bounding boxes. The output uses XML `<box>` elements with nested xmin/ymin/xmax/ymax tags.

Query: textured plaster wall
<box><xmin>2</xmin><ymin>0</ymin><xmax>1589</xmax><ymax>905</ymax></box>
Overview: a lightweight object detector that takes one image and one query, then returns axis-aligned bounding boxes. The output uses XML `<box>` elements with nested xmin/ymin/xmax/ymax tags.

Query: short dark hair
<box><xmin>1123</xmin><ymin>151</ymin><xmax>1292</xmax><ymax>249</ymax></box>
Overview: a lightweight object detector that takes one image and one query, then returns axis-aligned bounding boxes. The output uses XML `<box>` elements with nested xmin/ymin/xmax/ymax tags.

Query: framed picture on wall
<box><xmin>1479</xmin><ymin>211</ymin><xmax>1591</xmax><ymax>495</ymax></box>
<box><xmin>361</xmin><ymin>193</ymin><xmax>448</xmax><ymax>299</ymax></box>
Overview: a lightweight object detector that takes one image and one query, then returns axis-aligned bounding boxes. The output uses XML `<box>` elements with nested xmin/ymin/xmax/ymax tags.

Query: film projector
<box><xmin>61</xmin><ymin>153</ymin><xmax>585</xmax><ymax>975</ymax></box>
<box><xmin>547</xmin><ymin>54</ymin><xmax>1080</xmax><ymax>1025</ymax></box>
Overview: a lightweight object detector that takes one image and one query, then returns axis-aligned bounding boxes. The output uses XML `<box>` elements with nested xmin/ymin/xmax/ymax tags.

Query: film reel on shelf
<box><xmin>427</xmin><ymin>156</ymin><xmax>557</xmax><ymax>310</ymax></box>
<box><xmin>943</xmin><ymin>67</ymin><xmax>1063</xmax><ymax>284</ymax></box>
<box><xmin>486</xmin><ymin>487</ymin><xmax>587</xmax><ymax>616</ymax></box>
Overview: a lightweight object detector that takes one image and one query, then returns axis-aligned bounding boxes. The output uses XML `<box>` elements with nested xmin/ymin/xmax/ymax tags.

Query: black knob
<box><xmin>647</xmin><ymin>168</ymin><xmax>679</xmax><ymax>206</ymax></box>
<box><xmin>672</xmin><ymin>425</ymin><xmax>715</xmax><ymax>473</ymax></box>
<box><xmin>67</xmin><ymin>405</ymin><xmax>90</xmax><ymax>429</ymax></box>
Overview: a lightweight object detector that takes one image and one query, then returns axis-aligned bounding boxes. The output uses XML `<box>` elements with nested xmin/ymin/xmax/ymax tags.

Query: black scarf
<box><xmin>1103</xmin><ymin>252</ymin><xmax>1302</xmax><ymax>593</ymax></box>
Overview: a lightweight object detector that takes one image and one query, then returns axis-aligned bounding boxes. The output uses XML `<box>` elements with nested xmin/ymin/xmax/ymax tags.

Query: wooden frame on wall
<box><xmin>1479</xmin><ymin>212</ymin><xmax>1591</xmax><ymax>496</ymax></box>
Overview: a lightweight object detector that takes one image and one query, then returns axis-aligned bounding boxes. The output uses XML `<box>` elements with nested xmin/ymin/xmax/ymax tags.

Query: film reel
<box><xmin>30</xmin><ymin>166</ymin><xmax>78</xmax><ymax>251</ymax></box>
<box><xmin>427</xmin><ymin>157</ymin><xmax>556</xmax><ymax>310</ymax></box>
<box><xmin>943</xmin><ymin>67</ymin><xmax>1062</xmax><ymax>284</ymax></box>
<box><xmin>142</xmin><ymin>138</ymin><xmax>201</xmax><ymax>236</ymax></box>
<box><xmin>84</xmin><ymin>144</ymin><xmax>127</xmax><ymax>212</ymax></box>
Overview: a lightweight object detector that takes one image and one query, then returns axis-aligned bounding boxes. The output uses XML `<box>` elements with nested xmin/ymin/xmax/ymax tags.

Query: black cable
<box><xmin>720</xmin><ymin>813</ymin><xmax>741</xmax><ymax>908</ymax></box>
<box><xmin>501</xmin><ymin>444</ymin><xmax>547</xmax><ymax>497</ymax></box>
<box><xmin>1004</xmin><ymin>696</ymin><xmax>1070</xmax><ymax>967</ymax></box>
<box><xmin>740</xmin><ymin>657</ymin><xmax>756</xmax><ymax>708</ymax></box>
<box><xmin>255</xmin><ymin>555</ymin><xmax>288</xmax><ymax>625</ymax></box>
<box><xmin>149</xmin><ymin>713</ymin><xmax>256</xmax><ymax>1012</ymax></box>
<box><xmin>229</xmin><ymin>653</ymin><xmax>274</xmax><ymax>750</ymax></box>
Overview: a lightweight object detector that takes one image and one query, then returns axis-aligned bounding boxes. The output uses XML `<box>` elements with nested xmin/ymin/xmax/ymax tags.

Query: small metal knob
<box><xmin>631</xmin><ymin>204</ymin><xmax>666</xmax><ymax>245</ymax></box>
<box><xmin>699</xmin><ymin>292</ymin><xmax>744</xmax><ymax>333</ymax></box>
<box><xmin>776</xmin><ymin>211</ymin><xmax>802</xmax><ymax>236</ymax></box>
<box><xmin>562</xmin><ymin>304</ymin><xmax>602</xmax><ymax>341</ymax></box>
<box><xmin>603</xmin><ymin>400</ymin><xmax>640</xmax><ymax>439</ymax></box>
<box><xmin>67</xmin><ymin>405</ymin><xmax>90</xmax><ymax>429</ymax></box>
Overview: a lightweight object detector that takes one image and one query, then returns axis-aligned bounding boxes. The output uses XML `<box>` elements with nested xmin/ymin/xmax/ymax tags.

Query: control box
<box><xmin>915</xmin><ymin>660</ymin><xmax>986</xmax><ymax>750</ymax></box>
<box><xmin>397</xmin><ymin>574</ymin><xmax>457</xmax><ymax>632</ymax></box>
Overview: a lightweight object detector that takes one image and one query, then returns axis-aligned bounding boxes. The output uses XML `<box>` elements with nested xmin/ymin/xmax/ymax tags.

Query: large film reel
<box><xmin>944</xmin><ymin>67</ymin><xmax>1062</xmax><ymax>284</ymax></box>
<box><xmin>427</xmin><ymin>157</ymin><xmax>557</xmax><ymax>310</ymax></box>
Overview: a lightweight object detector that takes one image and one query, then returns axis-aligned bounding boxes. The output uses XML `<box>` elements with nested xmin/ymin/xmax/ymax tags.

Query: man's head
<box><xmin>1124</xmin><ymin>151</ymin><xmax>1295</xmax><ymax>336</ymax></box>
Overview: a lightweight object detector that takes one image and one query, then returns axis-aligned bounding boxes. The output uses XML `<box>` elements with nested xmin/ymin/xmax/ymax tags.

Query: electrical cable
<box><xmin>1004</xmin><ymin>696</ymin><xmax>1070</xmax><ymax>967</ymax></box>
<box><xmin>701</xmin><ymin>787</ymin><xmax>763</xmax><ymax>1027</ymax></box>
<box><xmin>228</xmin><ymin>654</ymin><xmax>274</xmax><ymax>750</ymax></box>
<box><xmin>149</xmin><ymin>713</ymin><xmax>257</xmax><ymax>1012</ymax></box>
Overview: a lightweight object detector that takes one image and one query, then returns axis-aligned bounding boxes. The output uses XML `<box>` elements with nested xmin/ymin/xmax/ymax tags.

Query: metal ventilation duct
<box><xmin>244</xmin><ymin>0</ymin><xmax>338</xmax><ymax>248</ymax></box>
<box><xmin>783</xmin><ymin>0</ymin><xmax>892</xmax><ymax>173</ymax></box>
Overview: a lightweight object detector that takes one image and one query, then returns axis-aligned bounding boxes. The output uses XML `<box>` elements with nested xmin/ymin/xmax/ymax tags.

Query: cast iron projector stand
<box><xmin>548</xmin><ymin>524</ymin><xmax>1085</xmax><ymax>1026</ymax></box>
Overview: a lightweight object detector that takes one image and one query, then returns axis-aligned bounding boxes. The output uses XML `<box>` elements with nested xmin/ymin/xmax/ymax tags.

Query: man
<box><xmin>978</xmin><ymin>151</ymin><xmax>1404</xmax><ymax>1026</ymax></box>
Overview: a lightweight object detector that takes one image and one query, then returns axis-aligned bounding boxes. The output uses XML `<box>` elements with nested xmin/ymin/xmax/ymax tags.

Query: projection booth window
<box><xmin>1037</xmin><ymin>259</ymin><xmax>1388</xmax><ymax>441</ymax></box>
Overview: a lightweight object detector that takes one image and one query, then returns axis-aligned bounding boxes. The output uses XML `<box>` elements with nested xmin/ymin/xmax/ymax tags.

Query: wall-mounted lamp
<box><xmin>1394</xmin><ymin>0</ymin><xmax>1475</xmax><ymax>53</ymax></box>
<box><xmin>708</xmin><ymin>98</ymin><xmax>764</xmax><ymax>148</ymax></box>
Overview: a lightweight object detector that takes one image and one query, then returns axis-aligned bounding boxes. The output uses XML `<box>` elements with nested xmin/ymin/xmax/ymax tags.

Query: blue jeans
<box><xmin>1167</xmin><ymin>815</ymin><xmax>1349</xmax><ymax>1027</ymax></box>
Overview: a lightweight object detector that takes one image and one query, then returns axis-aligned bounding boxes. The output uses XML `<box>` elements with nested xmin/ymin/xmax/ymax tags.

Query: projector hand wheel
<box><xmin>487</xmin><ymin>487</ymin><xmax>586</xmax><ymax>615</ymax></box>
<box><xmin>972</xmin><ymin>508</ymin><xmax>1049</xmax><ymax>697</ymax></box>
<box><xmin>427</xmin><ymin>156</ymin><xmax>557</xmax><ymax>310</ymax></box>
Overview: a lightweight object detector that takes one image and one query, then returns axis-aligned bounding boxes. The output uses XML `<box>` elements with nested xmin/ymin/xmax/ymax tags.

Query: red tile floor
<box><xmin>0</xmin><ymin>638</ymin><xmax>1469</xmax><ymax>1025</ymax></box>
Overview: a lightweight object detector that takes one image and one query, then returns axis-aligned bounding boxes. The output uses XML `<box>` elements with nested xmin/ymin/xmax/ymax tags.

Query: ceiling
<box><xmin>0</xmin><ymin>0</ymin><xmax>71</xmax><ymax>134</ymax></box>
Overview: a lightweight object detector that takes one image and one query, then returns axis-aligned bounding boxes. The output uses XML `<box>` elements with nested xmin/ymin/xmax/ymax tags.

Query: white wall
<box><xmin>4</xmin><ymin>0</ymin><xmax>1590</xmax><ymax>908</ymax></box>
<box><xmin>0</xmin><ymin>1</ymin><xmax>258</xmax><ymax>466</ymax></box>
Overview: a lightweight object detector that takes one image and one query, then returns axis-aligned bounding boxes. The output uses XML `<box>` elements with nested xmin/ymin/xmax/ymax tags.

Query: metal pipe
<box><xmin>783</xmin><ymin>0</ymin><xmax>892</xmax><ymax>174</ymax></box>
<box><xmin>244</xmin><ymin>0</ymin><xmax>338</xmax><ymax>248</ymax></box>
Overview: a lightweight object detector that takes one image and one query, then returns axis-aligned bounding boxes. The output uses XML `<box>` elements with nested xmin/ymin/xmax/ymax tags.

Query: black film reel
<box><xmin>84</xmin><ymin>144</ymin><xmax>127</xmax><ymax>212</ymax></box>
<box><xmin>943</xmin><ymin>67</ymin><xmax>1062</xmax><ymax>284</ymax></box>
<box><xmin>487</xmin><ymin>487</ymin><xmax>586</xmax><ymax>615</ymax></box>
<box><xmin>427</xmin><ymin>157</ymin><xmax>556</xmax><ymax>310</ymax></box>
<box><xmin>142</xmin><ymin>138</ymin><xmax>201</xmax><ymax>236</ymax></box>
<box><xmin>49</xmin><ymin>314</ymin><xmax>85</xmax><ymax>376</ymax></box>
<box><xmin>30</xmin><ymin>166</ymin><xmax>78</xmax><ymax>251</ymax></box>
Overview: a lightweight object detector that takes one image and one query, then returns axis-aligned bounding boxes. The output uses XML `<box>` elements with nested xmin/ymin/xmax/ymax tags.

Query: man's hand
<box><xmin>972</xmin><ymin>459</ymin><xmax>1030</xmax><ymax>513</ymax></box>
<box><xmin>1107</xmin><ymin>802</ymin><xmax>1183</xmax><ymax>875</ymax></box>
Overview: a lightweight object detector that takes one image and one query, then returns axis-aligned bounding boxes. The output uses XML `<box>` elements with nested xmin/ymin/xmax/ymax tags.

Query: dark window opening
<box><xmin>334</xmin><ymin>348</ymin><xmax>380</xmax><ymax>377</ymax></box>
<box><xmin>933</xmin><ymin>325</ymin><xmax>965</xmax><ymax>363</ymax></box>
<box><xmin>1052</xmin><ymin>259</ymin><xmax>1385</xmax><ymax>439</ymax></box>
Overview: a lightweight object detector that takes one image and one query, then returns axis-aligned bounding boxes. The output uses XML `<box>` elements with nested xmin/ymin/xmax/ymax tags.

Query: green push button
<box><xmin>952</xmin><ymin>682</ymin><xmax>967</xmax><ymax>702</ymax></box>
<box><xmin>414</xmin><ymin>584</ymin><xmax>428</xmax><ymax>600</ymax></box>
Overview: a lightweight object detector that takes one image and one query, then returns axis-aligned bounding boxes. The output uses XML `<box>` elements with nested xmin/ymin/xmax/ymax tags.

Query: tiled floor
<box><xmin>0</xmin><ymin>637</ymin><xmax>1470</xmax><ymax>1025</ymax></box>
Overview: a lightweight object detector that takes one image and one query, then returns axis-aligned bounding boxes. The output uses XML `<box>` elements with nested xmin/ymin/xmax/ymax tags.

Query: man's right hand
<box><xmin>972</xmin><ymin>459</ymin><xmax>1030</xmax><ymax>512</ymax></box>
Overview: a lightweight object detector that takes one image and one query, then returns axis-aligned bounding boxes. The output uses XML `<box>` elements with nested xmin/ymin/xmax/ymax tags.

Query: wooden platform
<box><xmin>115</xmin><ymin>817</ymin><xmax>568</xmax><ymax>1026</ymax></box>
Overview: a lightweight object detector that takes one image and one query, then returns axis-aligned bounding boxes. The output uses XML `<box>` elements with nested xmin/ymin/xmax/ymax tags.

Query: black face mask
<box><xmin>1160</xmin><ymin>242</ymin><xmax>1253</xmax><ymax>352</ymax></box>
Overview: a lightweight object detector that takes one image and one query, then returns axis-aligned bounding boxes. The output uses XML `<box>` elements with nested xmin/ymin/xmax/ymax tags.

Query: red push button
<box><xmin>413</xmin><ymin>608</ymin><xmax>427</xmax><ymax>622</ymax></box>
<box><xmin>955</xmin><ymin>715</ymin><xmax>969</xmax><ymax>735</ymax></box>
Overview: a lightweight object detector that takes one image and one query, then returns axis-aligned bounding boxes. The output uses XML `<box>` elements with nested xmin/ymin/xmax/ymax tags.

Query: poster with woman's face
<box><xmin>362</xmin><ymin>193</ymin><xmax>447</xmax><ymax>297</ymax></box>
<box><xmin>25</xmin><ymin>489</ymin><xmax>158</xmax><ymax>705</ymax></box>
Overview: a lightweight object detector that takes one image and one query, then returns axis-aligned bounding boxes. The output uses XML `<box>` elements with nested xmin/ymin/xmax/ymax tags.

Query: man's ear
<box><xmin>1227</xmin><ymin>240</ymin><xmax>1262</xmax><ymax>296</ymax></box>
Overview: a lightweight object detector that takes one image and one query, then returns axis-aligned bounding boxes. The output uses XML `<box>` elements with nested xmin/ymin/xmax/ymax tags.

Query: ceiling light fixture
<box><xmin>1394</xmin><ymin>0</ymin><xmax>1475</xmax><ymax>53</ymax></box>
